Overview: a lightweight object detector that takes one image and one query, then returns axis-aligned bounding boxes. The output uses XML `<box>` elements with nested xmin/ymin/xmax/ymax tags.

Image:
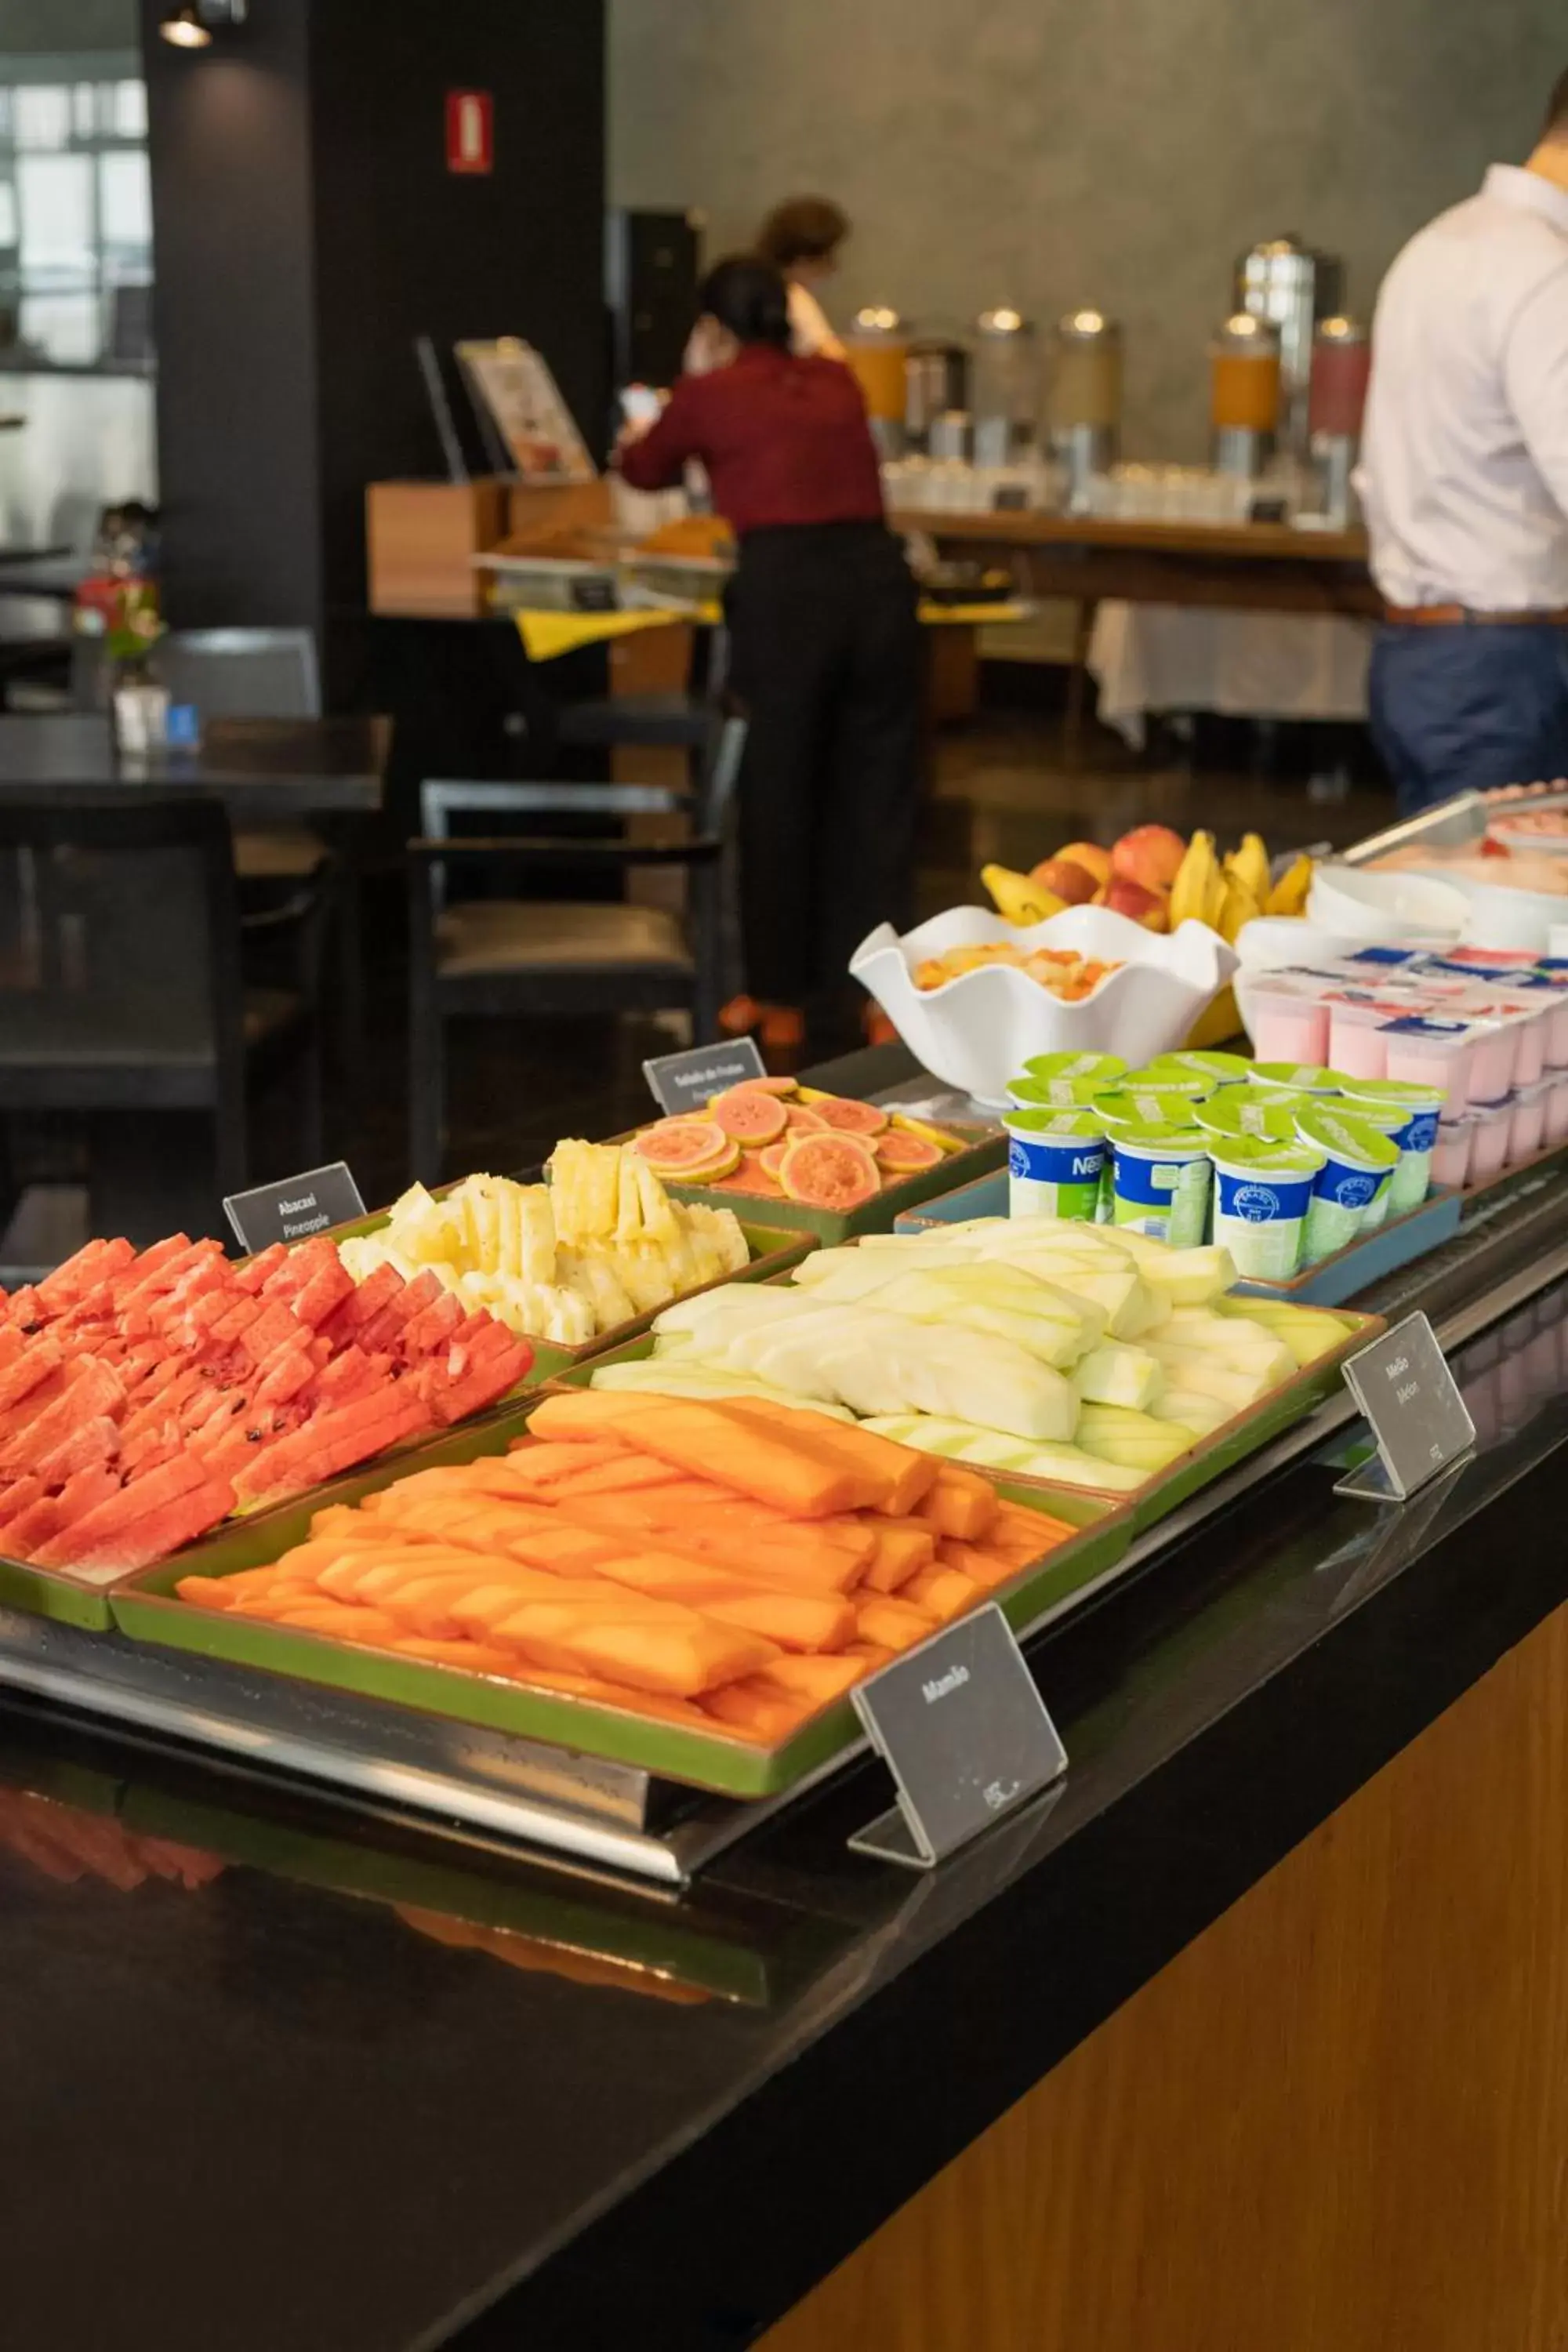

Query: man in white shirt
<box><xmin>1359</xmin><ymin>72</ymin><xmax>1568</xmax><ymax>811</ymax></box>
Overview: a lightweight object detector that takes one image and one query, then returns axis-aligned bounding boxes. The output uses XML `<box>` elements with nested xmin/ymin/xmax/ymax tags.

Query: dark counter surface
<box><xmin>2</xmin><ymin>1080</ymin><xmax>1566</xmax><ymax>2350</ymax></box>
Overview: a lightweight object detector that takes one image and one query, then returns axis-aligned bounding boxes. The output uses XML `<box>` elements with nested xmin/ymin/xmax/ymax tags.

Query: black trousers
<box><xmin>726</xmin><ymin>521</ymin><xmax>920</xmax><ymax>1008</ymax></box>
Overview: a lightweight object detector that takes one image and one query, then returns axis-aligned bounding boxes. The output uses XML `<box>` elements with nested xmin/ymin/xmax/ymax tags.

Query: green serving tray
<box><xmin>615</xmin><ymin>1117</ymin><xmax>1006</xmax><ymax>1245</ymax></box>
<box><xmin>0</xmin><ymin>1216</ymin><xmax>811</xmax><ymax>1636</ymax></box>
<box><xmin>109</xmin><ymin>1399</ymin><xmax>1130</xmax><ymax>1802</ymax></box>
<box><xmin>558</xmin><ymin>1301</ymin><xmax>1385</xmax><ymax>1541</ymax></box>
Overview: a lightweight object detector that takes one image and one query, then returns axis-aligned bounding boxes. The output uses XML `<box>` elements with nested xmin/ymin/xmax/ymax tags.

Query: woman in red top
<box><xmin>619</xmin><ymin>254</ymin><xmax>918</xmax><ymax>1058</ymax></box>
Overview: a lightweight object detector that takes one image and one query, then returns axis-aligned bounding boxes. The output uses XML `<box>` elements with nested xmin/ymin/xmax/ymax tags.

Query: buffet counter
<box><xmin>5</xmin><ymin>1046</ymin><xmax>1568</xmax><ymax>2350</ymax></box>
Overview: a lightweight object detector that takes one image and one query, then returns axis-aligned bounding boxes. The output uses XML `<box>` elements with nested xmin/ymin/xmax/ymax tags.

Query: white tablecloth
<box><xmin>1088</xmin><ymin>601</ymin><xmax>1374</xmax><ymax>748</ymax></box>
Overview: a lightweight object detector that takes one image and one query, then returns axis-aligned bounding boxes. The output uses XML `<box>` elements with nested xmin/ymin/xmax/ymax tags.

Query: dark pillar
<box><xmin>141</xmin><ymin>0</ymin><xmax>606</xmax><ymax>702</ymax></box>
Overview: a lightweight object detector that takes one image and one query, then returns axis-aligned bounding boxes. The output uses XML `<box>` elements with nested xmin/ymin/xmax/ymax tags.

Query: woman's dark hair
<box><xmin>756</xmin><ymin>195</ymin><xmax>849</xmax><ymax>269</ymax></box>
<box><xmin>699</xmin><ymin>254</ymin><xmax>793</xmax><ymax>349</ymax></box>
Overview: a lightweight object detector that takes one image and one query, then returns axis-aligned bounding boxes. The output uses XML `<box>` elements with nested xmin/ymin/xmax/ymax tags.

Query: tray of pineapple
<box><xmin>568</xmin><ymin>1215</ymin><xmax>1379</xmax><ymax>1533</ymax></box>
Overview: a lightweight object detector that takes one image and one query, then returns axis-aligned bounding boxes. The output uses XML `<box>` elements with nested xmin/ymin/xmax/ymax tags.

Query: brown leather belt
<box><xmin>1382</xmin><ymin>602</ymin><xmax>1568</xmax><ymax>626</ymax></box>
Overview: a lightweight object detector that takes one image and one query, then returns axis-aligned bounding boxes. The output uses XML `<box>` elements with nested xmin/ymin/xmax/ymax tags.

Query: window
<box><xmin>0</xmin><ymin>63</ymin><xmax>151</xmax><ymax>370</ymax></box>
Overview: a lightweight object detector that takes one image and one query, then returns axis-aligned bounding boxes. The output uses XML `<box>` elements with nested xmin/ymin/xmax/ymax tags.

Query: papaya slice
<box><xmin>809</xmin><ymin>1097</ymin><xmax>887</xmax><ymax>1138</ymax></box>
<box><xmin>874</xmin><ymin>1129</ymin><xmax>943</xmax><ymax>1174</ymax></box>
<box><xmin>632</xmin><ymin>1119</ymin><xmax>739</xmax><ymax>1179</ymax></box>
<box><xmin>706</xmin><ymin>1087</ymin><xmax>789</xmax><ymax>1145</ymax></box>
<box><xmin>778</xmin><ymin>1134</ymin><xmax>881</xmax><ymax>1211</ymax></box>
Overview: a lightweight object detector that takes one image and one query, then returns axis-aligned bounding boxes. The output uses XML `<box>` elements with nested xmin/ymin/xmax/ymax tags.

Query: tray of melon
<box><xmin>111</xmin><ymin>1389</ymin><xmax>1131</xmax><ymax>1801</ymax></box>
<box><xmin>617</xmin><ymin>1080</ymin><xmax>1004</xmax><ymax>1244</ymax></box>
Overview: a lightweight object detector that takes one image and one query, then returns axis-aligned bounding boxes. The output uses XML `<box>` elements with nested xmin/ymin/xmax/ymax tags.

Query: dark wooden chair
<box><xmin>0</xmin><ymin>793</ymin><xmax>325</xmax><ymax>1214</ymax></box>
<box><xmin>407</xmin><ymin>713</ymin><xmax>746</xmax><ymax>1183</ymax></box>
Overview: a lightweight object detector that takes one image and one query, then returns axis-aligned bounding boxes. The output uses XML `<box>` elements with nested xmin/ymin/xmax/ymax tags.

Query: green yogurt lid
<box><xmin>1146</xmin><ymin>1050</ymin><xmax>1254</xmax><ymax>1087</ymax></box>
<box><xmin>1007</xmin><ymin>1076</ymin><xmax>1116</xmax><ymax>1108</ymax></box>
<box><xmin>1296</xmin><ymin>1102</ymin><xmax>1402</xmax><ymax>1167</ymax></box>
<box><xmin>1109</xmin><ymin>1118</ymin><xmax>1210</xmax><ymax>1152</ymax></box>
<box><xmin>1004</xmin><ymin>1107</ymin><xmax>1107</xmax><ymax>1138</ymax></box>
<box><xmin>1335</xmin><ymin>1076</ymin><xmax>1446</xmax><ymax>1109</ymax></box>
<box><xmin>1097</xmin><ymin>1089</ymin><xmax>1202</xmax><ymax>1129</ymax></box>
<box><xmin>1120</xmin><ymin>1067</ymin><xmax>1213</xmax><ymax>1098</ymax></box>
<box><xmin>1195</xmin><ymin>1091</ymin><xmax>1301</xmax><ymax>1142</ymax></box>
<box><xmin>1209</xmin><ymin>1133</ymin><xmax>1325</xmax><ymax>1176</ymax></box>
<box><xmin>1250</xmin><ymin>1062</ymin><xmax>1346</xmax><ymax>1095</ymax></box>
<box><xmin>1017</xmin><ymin>1051</ymin><xmax>1128</xmax><ymax>1083</ymax></box>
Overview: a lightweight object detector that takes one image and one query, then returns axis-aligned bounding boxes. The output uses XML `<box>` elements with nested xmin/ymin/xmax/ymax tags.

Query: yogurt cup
<box><xmin>1145</xmin><ymin>1050</ymin><xmax>1253</xmax><ymax>1090</ymax></box>
<box><xmin>1378</xmin><ymin>1017</ymin><xmax>1478</xmax><ymax>1111</ymax></box>
<box><xmin>1007</xmin><ymin>1075</ymin><xmax>1116</xmax><ymax>1110</ymax></box>
<box><xmin>1431</xmin><ymin>1117</ymin><xmax>1475</xmax><ymax>1189</ymax></box>
<box><xmin>1546</xmin><ymin>1073</ymin><xmax>1568</xmax><ymax>1146</ymax></box>
<box><xmin>1467</xmin><ymin>1098</ymin><xmax>1512</xmax><ymax>1184</ymax></box>
<box><xmin>1095</xmin><ymin>1088</ymin><xmax>1203</xmax><ymax>1130</ymax></box>
<box><xmin>1508</xmin><ymin>1083</ymin><xmax>1547</xmax><ymax>1166</ymax></box>
<box><xmin>1018</xmin><ymin>1051</ymin><xmax>1129</xmax><ymax>1089</ymax></box>
<box><xmin>1196</xmin><ymin>1089</ymin><xmax>1305</xmax><ymax>1144</ymax></box>
<box><xmin>1108</xmin><ymin>1120</ymin><xmax>1214</xmax><ymax>1247</ymax></box>
<box><xmin>1243</xmin><ymin>985</ymin><xmax>1330</xmax><ymax>1065</ymax></box>
<box><xmin>1326</xmin><ymin>999</ymin><xmax>1398</xmax><ymax>1081</ymax></box>
<box><xmin>1208</xmin><ymin>1137</ymin><xmax>1323</xmax><ymax>1282</ymax></box>
<box><xmin>1334</xmin><ymin>1078</ymin><xmax>1444</xmax><ymax>1214</ymax></box>
<box><xmin>1528</xmin><ymin>963</ymin><xmax>1568</xmax><ymax>1067</ymax></box>
<box><xmin>1296</xmin><ymin>1104</ymin><xmax>1401</xmax><ymax>1264</ymax></box>
<box><xmin>1250</xmin><ymin>1062</ymin><xmax>1346</xmax><ymax>1097</ymax></box>
<box><xmin>1004</xmin><ymin>1108</ymin><xmax>1107</xmax><ymax>1221</ymax></box>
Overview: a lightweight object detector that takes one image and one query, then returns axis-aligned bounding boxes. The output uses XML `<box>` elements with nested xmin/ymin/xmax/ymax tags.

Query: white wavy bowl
<box><xmin>850</xmin><ymin>905</ymin><xmax>1240</xmax><ymax>1107</ymax></box>
<box><xmin>1401</xmin><ymin>864</ymin><xmax>1566</xmax><ymax>953</ymax></box>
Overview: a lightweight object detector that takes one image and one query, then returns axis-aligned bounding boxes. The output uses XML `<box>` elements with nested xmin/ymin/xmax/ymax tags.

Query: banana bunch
<box><xmin>1168</xmin><ymin>832</ymin><xmax>1225</xmax><ymax>931</ymax></box>
<box><xmin>1265</xmin><ymin>851</ymin><xmax>1313</xmax><ymax>917</ymax></box>
<box><xmin>981</xmin><ymin>863</ymin><xmax>1066</xmax><ymax>927</ymax></box>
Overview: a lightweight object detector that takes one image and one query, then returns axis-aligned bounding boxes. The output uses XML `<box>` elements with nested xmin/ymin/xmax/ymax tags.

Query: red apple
<box><xmin>1111</xmin><ymin>824</ymin><xmax>1186</xmax><ymax>895</ymax></box>
<box><xmin>1105</xmin><ymin>877</ymin><xmax>1168</xmax><ymax>931</ymax></box>
<box><xmin>1031</xmin><ymin>856</ymin><xmax>1098</xmax><ymax>906</ymax></box>
<box><xmin>1054</xmin><ymin>840</ymin><xmax>1112</xmax><ymax>887</ymax></box>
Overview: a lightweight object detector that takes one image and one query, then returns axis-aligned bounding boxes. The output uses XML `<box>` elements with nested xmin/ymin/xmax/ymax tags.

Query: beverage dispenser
<box><xmin>1308</xmin><ymin>314</ymin><xmax>1370</xmax><ymax>524</ymax></box>
<box><xmin>1047</xmin><ymin>309</ymin><xmax>1122</xmax><ymax>510</ymax></box>
<box><xmin>971</xmin><ymin>307</ymin><xmax>1037</xmax><ymax>467</ymax></box>
<box><xmin>1210</xmin><ymin>312</ymin><xmax>1282</xmax><ymax>480</ymax></box>
<box><xmin>1235</xmin><ymin>235</ymin><xmax>1344</xmax><ymax>457</ymax></box>
<box><xmin>843</xmin><ymin>306</ymin><xmax>909</xmax><ymax>459</ymax></box>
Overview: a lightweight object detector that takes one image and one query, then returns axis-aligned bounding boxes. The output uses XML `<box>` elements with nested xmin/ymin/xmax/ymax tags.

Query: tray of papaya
<box><xmin>110</xmin><ymin>1388</ymin><xmax>1130</xmax><ymax>1802</ymax></box>
<box><xmin>554</xmin><ymin>1213</ymin><xmax>1384</xmax><ymax>1540</ymax></box>
<box><xmin>616</xmin><ymin>1080</ymin><xmax>1004</xmax><ymax>1243</ymax></box>
<box><xmin>0</xmin><ymin>1143</ymin><xmax>807</xmax><ymax>1634</ymax></box>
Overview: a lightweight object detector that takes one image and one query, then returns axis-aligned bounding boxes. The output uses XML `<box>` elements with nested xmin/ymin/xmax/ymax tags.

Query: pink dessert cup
<box><xmin>1380</xmin><ymin>1018</ymin><xmax>1479</xmax><ymax>1112</ymax></box>
<box><xmin>1431</xmin><ymin>1119</ymin><xmax>1474</xmax><ymax>1188</ymax></box>
<box><xmin>1468</xmin><ymin>1098</ymin><xmax>1512</xmax><ymax>1183</ymax></box>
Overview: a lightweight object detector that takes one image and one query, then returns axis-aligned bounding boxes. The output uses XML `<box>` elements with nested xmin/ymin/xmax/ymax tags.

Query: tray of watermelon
<box><xmin>624</xmin><ymin>1080</ymin><xmax>1004</xmax><ymax>1243</ymax></box>
<box><xmin>0</xmin><ymin>1228</ymin><xmax>541</xmax><ymax>1629</ymax></box>
<box><xmin>111</xmin><ymin>1389</ymin><xmax>1131</xmax><ymax>1801</ymax></box>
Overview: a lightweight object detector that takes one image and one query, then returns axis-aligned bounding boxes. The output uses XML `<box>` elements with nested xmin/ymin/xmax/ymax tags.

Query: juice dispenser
<box><xmin>1210</xmin><ymin>312</ymin><xmax>1282</xmax><ymax>479</ymax></box>
<box><xmin>971</xmin><ymin>307</ymin><xmax>1037</xmax><ymax>467</ymax></box>
<box><xmin>1048</xmin><ymin>309</ymin><xmax>1122</xmax><ymax>510</ymax></box>
<box><xmin>843</xmin><ymin>306</ymin><xmax>909</xmax><ymax>458</ymax></box>
<box><xmin>1308</xmin><ymin>314</ymin><xmax>1370</xmax><ymax>523</ymax></box>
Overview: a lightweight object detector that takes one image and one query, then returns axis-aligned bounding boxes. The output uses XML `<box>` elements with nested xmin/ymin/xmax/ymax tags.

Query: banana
<box><xmin>981</xmin><ymin>863</ymin><xmax>1066</xmax><ymax>927</ymax></box>
<box><xmin>1225</xmin><ymin>832</ymin><xmax>1271</xmax><ymax>906</ymax></box>
<box><xmin>1167</xmin><ymin>832</ymin><xmax>1217</xmax><ymax>931</ymax></box>
<box><xmin>1265</xmin><ymin>851</ymin><xmax>1314</xmax><ymax>918</ymax></box>
<box><xmin>1203</xmin><ymin>862</ymin><xmax>1229</xmax><ymax>931</ymax></box>
<box><xmin>1217</xmin><ymin>873</ymin><xmax>1263</xmax><ymax>944</ymax></box>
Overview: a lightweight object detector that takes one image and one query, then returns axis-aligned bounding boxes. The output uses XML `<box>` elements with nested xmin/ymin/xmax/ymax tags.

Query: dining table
<box><xmin>0</xmin><ymin>713</ymin><xmax>390</xmax><ymax>825</ymax></box>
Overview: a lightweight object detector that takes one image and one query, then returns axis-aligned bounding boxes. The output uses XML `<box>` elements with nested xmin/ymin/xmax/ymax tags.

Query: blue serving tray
<box><xmin>895</xmin><ymin>1170</ymin><xmax>1463</xmax><ymax>1308</ymax></box>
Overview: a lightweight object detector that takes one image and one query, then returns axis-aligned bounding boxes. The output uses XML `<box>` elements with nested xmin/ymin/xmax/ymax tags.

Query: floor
<box><xmin>1</xmin><ymin>684</ymin><xmax>1399</xmax><ymax>1263</ymax></box>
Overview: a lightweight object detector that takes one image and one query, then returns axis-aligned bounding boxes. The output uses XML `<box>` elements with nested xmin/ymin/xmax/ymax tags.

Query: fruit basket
<box><xmin>850</xmin><ymin>906</ymin><xmax>1239</xmax><ymax>1109</ymax></box>
<box><xmin>109</xmin><ymin>1395</ymin><xmax>1131</xmax><ymax>1802</ymax></box>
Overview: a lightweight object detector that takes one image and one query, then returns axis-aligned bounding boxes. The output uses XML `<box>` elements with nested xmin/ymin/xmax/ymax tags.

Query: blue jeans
<box><xmin>1367</xmin><ymin>622</ymin><xmax>1568</xmax><ymax>815</ymax></box>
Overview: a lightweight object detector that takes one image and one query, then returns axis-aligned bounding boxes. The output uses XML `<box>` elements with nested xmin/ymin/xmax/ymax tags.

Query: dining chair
<box><xmin>406</xmin><ymin>713</ymin><xmax>746</xmax><ymax>1181</ymax></box>
<box><xmin>0</xmin><ymin>793</ymin><xmax>325</xmax><ymax>1217</ymax></box>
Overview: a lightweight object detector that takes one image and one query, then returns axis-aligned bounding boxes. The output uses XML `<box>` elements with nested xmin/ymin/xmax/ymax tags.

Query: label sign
<box><xmin>643</xmin><ymin>1035</ymin><xmax>767</xmax><ymax>1117</ymax></box>
<box><xmin>446</xmin><ymin>89</ymin><xmax>493</xmax><ymax>176</ymax></box>
<box><xmin>848</xmin><ymin>1603</ymin><xmax>1068</xmax><ymax>1870</ymax></box>
<box><xmin>224</xmin><ymin>1162</ymin><xmax>366</xmax><ymax>1255</ymax></box>
<box><xmin>1336</xmin><ymin>1310</ymin><xmax>1475</xmax><ymax>1504</ymax></box>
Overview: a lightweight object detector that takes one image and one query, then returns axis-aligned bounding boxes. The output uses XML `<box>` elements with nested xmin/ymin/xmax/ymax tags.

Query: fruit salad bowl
<box><xmin>850</xmin><ymin>906</ymin><xmax>1240</xmax><ymax>1107</ymax></box>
